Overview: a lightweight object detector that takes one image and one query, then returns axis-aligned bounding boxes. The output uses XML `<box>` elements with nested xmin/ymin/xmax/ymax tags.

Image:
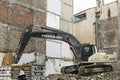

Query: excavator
<box><xmin>14</xmin><ymin>24</ymin><xmax>117</xmax><ymax>75</ymax></box>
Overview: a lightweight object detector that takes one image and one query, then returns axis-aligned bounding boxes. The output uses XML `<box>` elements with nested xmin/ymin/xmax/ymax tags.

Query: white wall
<box><xmin>61</xmin><ymin>42</ymin><xmax>73</xmax><ymax>59</ymax></box>
<box><xmin>45</xmin><ymin>59</ymin><xmax>61</xmax><ymax>76</ymax></box>
<box><xmin>46</xmin><ymin>0</ymin><xmax>61</xmax><ymax>76</ymax></box>
<box><xmin>18</xmin><ymin>52</ymin><xmax>35</xmax><ymax>65</ymax></box>
<box><xmin>46</xmin><ymin>13</ymin><xmax>60</xmax><ymax>29</ymax></box>
<box><xmin>46</xmin><ymin>0</ymin><xmax>74</xmax><ymax>76</ymax></box>
<box><xmin>46</xmin><ymin>41</ymin><xmax>61</xmax><ymax>58</ymax></box>
<box><xmin>45</xmin><ymin>59</ymin><xmax>74</xmax><ymax>76</ymax></box>
<box><xmin>47</xmin><ymin>0</ymin><xmax>61</xmax><ymax>15</ymax></box>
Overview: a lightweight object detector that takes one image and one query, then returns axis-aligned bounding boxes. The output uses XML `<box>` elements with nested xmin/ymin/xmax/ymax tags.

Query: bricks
<box><xmin>34</xmin><ymin>11</ymin><xmax>46</xmax><ymax>53</ymax></box>
<box><xmin>35</xmin><ymin>0</ymin><xmax>46</xmax><ymax>10</ymax></box>
<box><xmin>12</xmin><ymin>4</ymin><xmax>34</xmax><ymax>27</ymax></box>
<box><xmin>35</xmin><ymin>39</ymin><xmax>46</xmax><ymax>54</ymax></box>
<box><xmin>34</xmin><ymin>11</ymin><xmax>46</xmax><ymax>26</ymax></box>
<box><xmin>9</xmin><ymin>29</ymin><xmax>22</xmax><ymax>51</ymax></box>
<box><xmin>0</xmin><ymin>0</ymin><xmax>46</xmax><ymax>53</ymax></box>
<box><xmin>0</xmin><ymin>0</ymin><xmax>8</xmax><ymax>23</ymax></box>
<box><xmin>0</xmin><ymin>26</ymin><xmax>7</xmax><ymax>51</ymax></box>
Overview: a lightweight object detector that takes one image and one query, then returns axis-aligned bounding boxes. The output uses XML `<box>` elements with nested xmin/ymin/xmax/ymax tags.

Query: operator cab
<box><xmin>80</xmin><ymin>44</ymin><xmax>95</xmax><ymax>61</ymax></box>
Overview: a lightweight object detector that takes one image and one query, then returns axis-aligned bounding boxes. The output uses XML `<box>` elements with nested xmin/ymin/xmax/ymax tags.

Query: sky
<box><xmin>73</xmin><ymin>0</ymin><xmax>116</xmax><ymax>14</ymax></box>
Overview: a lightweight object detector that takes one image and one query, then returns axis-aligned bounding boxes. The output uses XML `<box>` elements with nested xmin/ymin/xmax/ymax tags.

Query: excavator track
<box><xmin>78</xmin><ymin>64</ymin><xmax>113</xmax><ymax>75</ymax></box>
<box><xmin>61</xmin><ymin>65</ymin><xmax>79</xmax><ymax>74</ymax></box>
<box><xmin>61</xmin><ymin>64</ymin><xmax>113</xmax><ymax>75</ymax></box>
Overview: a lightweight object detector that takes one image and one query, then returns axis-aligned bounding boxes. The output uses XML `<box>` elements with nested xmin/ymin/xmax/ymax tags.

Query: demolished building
<box><xmin>0</xmin><ymin>0</ymin><xmax>73</xmax><ymax>79</ymax></box>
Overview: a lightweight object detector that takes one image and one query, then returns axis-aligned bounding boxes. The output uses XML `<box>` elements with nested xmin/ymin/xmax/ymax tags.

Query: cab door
<box><xmin>81</xmin><ymin>45</ymin><xmax>95</xmax><ymax>61</ymax></box>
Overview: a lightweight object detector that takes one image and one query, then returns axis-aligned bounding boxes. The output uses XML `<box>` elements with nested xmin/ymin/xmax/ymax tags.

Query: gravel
<box><xmin>45</xmin><ymin>71</ymin><xmax>120</xmax><ymax>80</ymax></box>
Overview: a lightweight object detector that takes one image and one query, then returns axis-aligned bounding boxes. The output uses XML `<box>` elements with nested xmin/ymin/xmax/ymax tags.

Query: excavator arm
<box><xmin>14</xmin><ymin>25</ymin><xmax>82</xmax><ymax>63</ymax></box>
<box><xmin>14</xmin><ymin>25</ymin><xmax>33</xmax><ymax>63</ymax></box>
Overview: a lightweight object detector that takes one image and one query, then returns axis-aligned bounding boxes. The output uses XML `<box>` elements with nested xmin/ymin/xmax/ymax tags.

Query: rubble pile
<box><xmin>45</xmin><ymin>62</ymin><xmax>120</xmax><ymax>80</ymax></box>
<box><xmin>45</xmin><ymin>71</ymin><xmax>120</xmax><ymax>80</ymax></box>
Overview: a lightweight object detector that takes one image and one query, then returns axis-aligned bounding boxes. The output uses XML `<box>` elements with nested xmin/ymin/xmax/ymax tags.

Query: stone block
<box><xmin>34</xmin><ymin>11</ymin><xmax>46</xmax><ymax>26</ymax></box>
<box><xmin>35</xmin><ymin>39</ymin><xmax>46</xmax><ymax>54</ymax></box>
<box><xmin>35</xmin><ymin>0</ymin><xmax>46</xmax><ymax>10</ymax></box>
<box><xmin>0</xmin><ymin>0</ymin><xmax>8</xmax><ymax>23</ymax></box>
<box><xmin>11</xmin><ymin>4</ymin><xmax>34</xmax><ymax>27</ymax></box>
<box><xmin>9</xmin><ymin>29</ymin><xmax>22</xmax><ymax>51</ymax></box>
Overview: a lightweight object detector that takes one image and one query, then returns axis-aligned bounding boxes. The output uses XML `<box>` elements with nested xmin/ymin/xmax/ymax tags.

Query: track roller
<box><xmin>78</xmin><ymin>64</ymin><xmax>113</xmax><ymax>75</ymax></box>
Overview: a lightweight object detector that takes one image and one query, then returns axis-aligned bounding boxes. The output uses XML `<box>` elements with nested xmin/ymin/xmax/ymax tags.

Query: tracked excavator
<box><xmin>14</xmin><ymin>24</ymin><xmax>117</xmax><ymax>75</ymax></box>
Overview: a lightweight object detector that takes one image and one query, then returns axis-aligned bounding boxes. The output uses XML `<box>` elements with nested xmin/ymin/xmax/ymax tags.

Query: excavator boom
<box><xmin>15</xmin><ymin>25</ymin><xmax>82</xmax><ymax>63</ymax></box>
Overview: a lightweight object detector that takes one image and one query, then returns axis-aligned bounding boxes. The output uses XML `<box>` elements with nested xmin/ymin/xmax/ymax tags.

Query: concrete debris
<box><xmin>45</xmin><ymin>71</ymin><xmax>120</xmax><ymax>80</ymax></box>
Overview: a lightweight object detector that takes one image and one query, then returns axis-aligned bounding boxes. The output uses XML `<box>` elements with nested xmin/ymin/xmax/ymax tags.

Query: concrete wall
<box><xmin>96</xmin><ymin>1</ymin><xmax>118</xmax><ymax>48</ymax></box>
<box><xmin>73</xmin><ymin>8</ymin><xmax>96</xmax><ymax>44</ymax></box>
<box><xmin>96</xmin><ymin>1</ymin><xmax>119</xmax><ymax>58</ymax></box>
<box><xmin>60</xmin><ymin>0</ymin><xmax>73</xmax><ymax>33</ymax></box>
<box><xmin>98</xmin><ymin>17</ymin><xmax>119</xmax><ymax>55</ymax></box>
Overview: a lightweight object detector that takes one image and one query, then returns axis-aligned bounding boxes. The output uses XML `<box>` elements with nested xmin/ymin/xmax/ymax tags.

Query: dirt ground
<box><xmin>45</xmin><ymin>71</ymin><xmax>120</xmax><ymax>80</ymax></box>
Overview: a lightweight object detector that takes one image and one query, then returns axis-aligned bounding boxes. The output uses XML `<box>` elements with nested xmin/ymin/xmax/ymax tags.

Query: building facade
<box><xmin>73</xmin><ymin>0</ymin><xmax>118</xmax><ymax>45</ymax></box>
<box><xmin>73</xmin><ymin>0</ymin><xmax>120</xmax><ymax>59</ymax></box>
<box><xmin>73</xmin><ymin>0</ymin><xmax>120</xmax><ymax>72</ymax></box>
<box><xmin>0</xmin><ymin>0</ymin><xmax>73</xmax><ymax>77</ymax></box>
<box><xmin>73</xmin><ymin>8</ymin><xmax>96</xmax><ymax>44</ymax></box>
